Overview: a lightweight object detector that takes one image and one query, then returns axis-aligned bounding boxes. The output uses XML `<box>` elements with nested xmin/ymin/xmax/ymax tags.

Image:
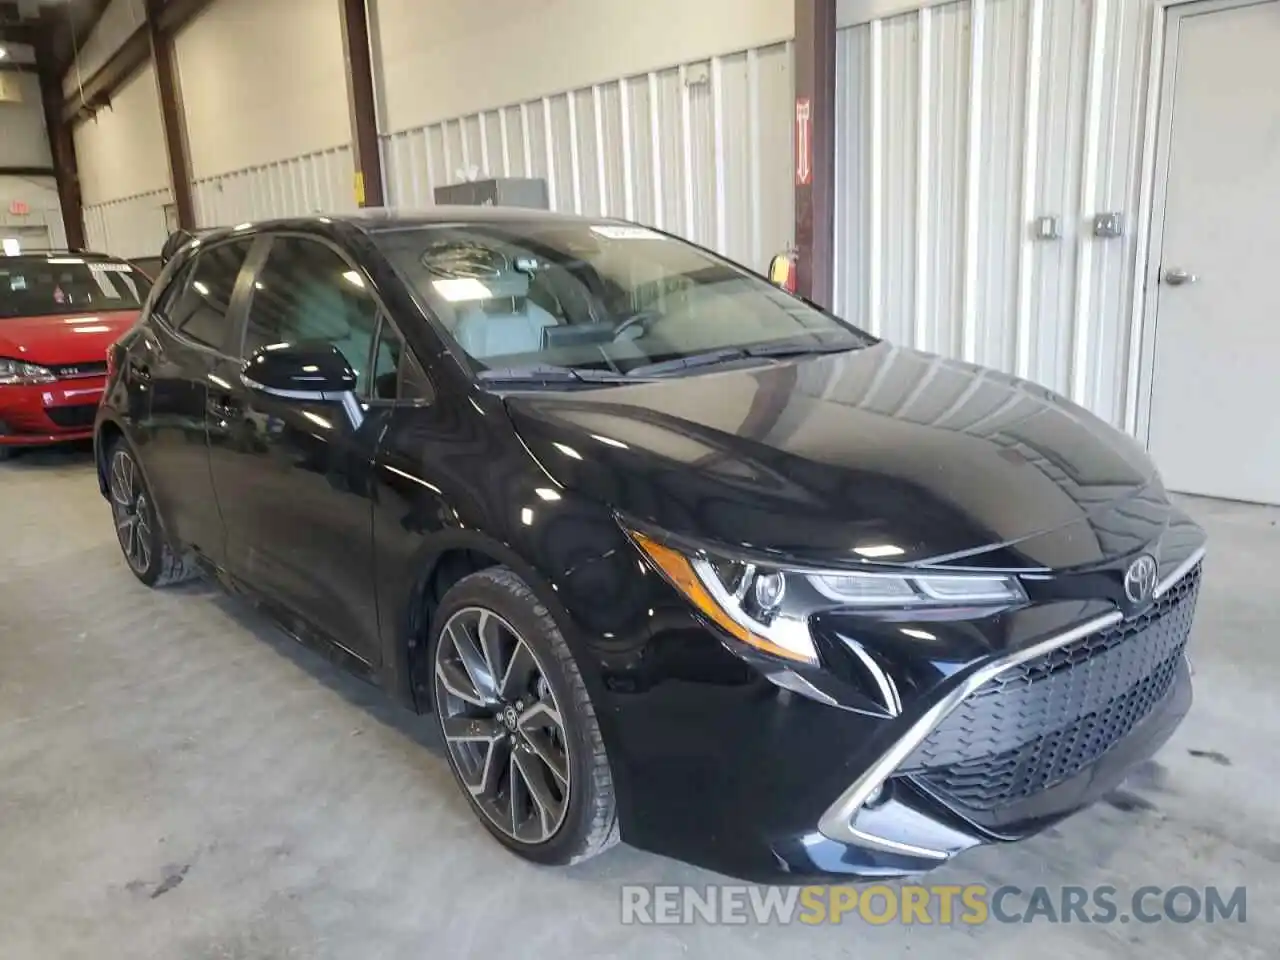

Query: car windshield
<box><xmin>374</xmin><ymin>221</ymin><xmax>873</xmax><ymax>382</ymax></box>
<box><xmin>0</xmin><ymin>256</ymin><xmax>150</xmax><ymax>319</ymax></box>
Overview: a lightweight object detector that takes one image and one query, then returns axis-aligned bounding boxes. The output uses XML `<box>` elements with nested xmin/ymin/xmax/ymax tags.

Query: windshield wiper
<box><xmin>478</xmin><ymin>364</ymin><xmax>645</xmax><ymax>387</ymax></box>
<box><xmin>744</xmin><ymin>338</ymin><xmax>861</xmax><ymax>359</ymax></box>
<box><xmin>625</xmin><ymin>338</ymin><xmax>860</xmax><ymax>378</ymax></box>
<box><xmin>623</xmin><ymin>347</ymin><xmax>752</xmax><ymax>378</ymax></box>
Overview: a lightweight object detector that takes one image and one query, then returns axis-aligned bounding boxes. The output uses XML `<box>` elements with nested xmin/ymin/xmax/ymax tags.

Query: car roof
<box><xmin>187</xmin><ymin>206</ymin><xmax>612</xmax><ymax>244</ymax></box>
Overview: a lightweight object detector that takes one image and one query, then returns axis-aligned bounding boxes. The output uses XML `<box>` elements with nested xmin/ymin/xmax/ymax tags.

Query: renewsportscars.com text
<box><xmin>620</xmin><ymin>884</ymin><xmax>1247</xmax><ymax>926</ymax></box>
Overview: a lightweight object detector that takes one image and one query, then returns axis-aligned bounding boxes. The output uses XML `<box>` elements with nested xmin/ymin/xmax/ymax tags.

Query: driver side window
<box><xmin>242</xmin><ymin>236</ymin><xmax>380</xmax><ymax>393</ymax></box>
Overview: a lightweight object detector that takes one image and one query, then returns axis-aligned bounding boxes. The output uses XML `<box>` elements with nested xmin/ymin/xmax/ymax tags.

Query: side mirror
<box><xmin>241</xmin><ymin>342</ymin><xmax>357</xmax><ymax>398</ymax></box>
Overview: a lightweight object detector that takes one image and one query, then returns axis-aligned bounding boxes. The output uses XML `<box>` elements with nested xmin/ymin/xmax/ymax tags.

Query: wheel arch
<box><xmin>95</xmin><ymin>417</ymin><xmax>181</xmax><ymax>552</ymax></box>
<box><xmin>94</xmin><ymin>417</ymin><xmax>125</xmax><ymax>498</ymax></box>
<box><xmin>387</xmin><ymin>529</ymin><xmax>602</xmax><ymax>716</ymax></box>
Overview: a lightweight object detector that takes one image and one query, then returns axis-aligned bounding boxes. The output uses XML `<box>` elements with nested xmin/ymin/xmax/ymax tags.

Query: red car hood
<box><xmin>0</xmin><ymin>310</ymin><xmax>139</xmax><ymax>366</ymax></box>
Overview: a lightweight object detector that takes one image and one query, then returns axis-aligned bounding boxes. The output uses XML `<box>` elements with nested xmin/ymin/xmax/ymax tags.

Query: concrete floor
<box><xmin>1</xmin><ymin>444</ymin><xmax>1276</xmax><ymax>959</ymax></box>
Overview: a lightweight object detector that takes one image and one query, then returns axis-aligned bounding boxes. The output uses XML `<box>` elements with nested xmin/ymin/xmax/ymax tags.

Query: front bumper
<box><xmin>0</xmin><ymin>378</ymin><xmax>105</xmax><ymax>445</ymax></box>
<box><xmin>815</xmin><ymin>549</ymin><xmax>1202</xmax><ymax>867</ymax></box>
<box><xmin>570</xmin><ymin>520</ymin><xmax>1205</xmax><ymax>882</ymax></box>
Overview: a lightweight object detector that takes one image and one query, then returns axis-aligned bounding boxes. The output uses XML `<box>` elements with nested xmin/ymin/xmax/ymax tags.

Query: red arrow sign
<box><xmin>795</xmin><ymin>98</ymin><xmax>813</xmax><ymax>186</ymax></box>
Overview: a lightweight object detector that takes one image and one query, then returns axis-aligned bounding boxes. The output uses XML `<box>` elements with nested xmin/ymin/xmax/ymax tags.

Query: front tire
<box><xmin>106</xmin><ymin>439</ymin><xmax>196</xmax><ymax>588</ymax></box>
<box><xmin>429</xmin><ymin>567</ymin><xmax>618</xmax><ymax>865</ymax></box>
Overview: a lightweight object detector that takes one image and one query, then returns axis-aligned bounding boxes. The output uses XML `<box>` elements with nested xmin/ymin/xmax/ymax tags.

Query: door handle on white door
<box><xmin>1163</xmin><ymin>268</ymin><xmax>1199</xmax><ymax>286</ymax></box>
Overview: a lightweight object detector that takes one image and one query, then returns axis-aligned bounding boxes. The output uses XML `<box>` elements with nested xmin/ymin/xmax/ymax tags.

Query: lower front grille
<box><xmin>44</xmin><ymin>405</ymin><xmax>99</xmax><ymax>429</ymax></box>
<box><xmin>904</xmin><ymin>565</ymin><xmax>1201</xmax><ymax>814</ymax></box>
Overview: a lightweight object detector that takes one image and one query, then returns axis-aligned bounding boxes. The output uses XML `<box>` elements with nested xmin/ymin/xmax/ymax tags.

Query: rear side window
<box><xmin>152</xmin><ymin>262</ymin><xmax>194</xmax><ymax>318</ymax></box>
<box><xmin>169</xmin><ymin>240</ymin><xmax>253</xmax><ymax>349</ymax></box>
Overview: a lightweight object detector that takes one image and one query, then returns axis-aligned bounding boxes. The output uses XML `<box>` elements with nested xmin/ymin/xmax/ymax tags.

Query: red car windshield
<box><xmin>0</xmin><ymin>256</ymin><xmax>150</xmax><ymax>319</ymax></box>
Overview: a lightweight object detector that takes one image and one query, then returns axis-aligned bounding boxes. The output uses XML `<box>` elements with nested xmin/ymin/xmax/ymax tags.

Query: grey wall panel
<box><xmin>191</xmin><ymin>147</ymin><xmax>356</xmax><ymax>227</ymax></box>
<box><xmin>835</xmin><ymin>0</ymin><xmax>1162</xmax><ymax>430</ymax></box>
<box><xmin>82</xmin><ymin>189</ymin><xmax>173</xmax><ymax>259</ymax></box>
<box><xmin>380</xmin><ymin>40</ymin><xmax>794</xmax><ymax>272</ymax></box>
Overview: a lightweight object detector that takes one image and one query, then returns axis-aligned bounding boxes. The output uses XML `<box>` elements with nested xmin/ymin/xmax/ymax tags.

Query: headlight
<box><xmin>627</xmin><ymin>529</ymin><xmax>1025</xmax><ymax>666</ymax></box>
<box><xmin>808</xmin><ymin>571</ymin><xmax>1022</xmax><ymax>605</ymax></box>
<box><xmin>0</xmin><ymin>357</ymin><xmax>56</xmax><ymax>385</ymax></box>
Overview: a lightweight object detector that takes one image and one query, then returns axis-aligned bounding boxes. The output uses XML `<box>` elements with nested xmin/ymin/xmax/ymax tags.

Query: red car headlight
<box><xmin>0</xmin><ymin>357</ymin><xmax>57</xmax><ymax>385</ymax></box>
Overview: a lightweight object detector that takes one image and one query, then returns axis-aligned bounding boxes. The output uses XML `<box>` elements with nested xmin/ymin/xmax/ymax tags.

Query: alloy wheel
<box><xmin>434</xmin><ymin>606</ymin><xmax>571</xmax><ymax>844</ymax></box>
<box><xmin>109</xmin><ymin>449</ymin><xmax>153</xmax><ymax>575</ymax></box>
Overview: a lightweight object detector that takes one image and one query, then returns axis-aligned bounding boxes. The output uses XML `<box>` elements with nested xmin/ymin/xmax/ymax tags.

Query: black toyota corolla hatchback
<box><xmin>95</xmin><ymin>209</ymin><xmax>1205</xmax><ymax>881</ymax></box>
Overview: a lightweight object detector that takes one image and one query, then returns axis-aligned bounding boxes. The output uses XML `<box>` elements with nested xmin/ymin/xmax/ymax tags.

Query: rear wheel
<box><xmin>430</xmin><ymin>567</ymin><xmax>618</xmax><ymax>865</ymax></box>
<box><xmin>106</xmin><ymin>439</ymin><xmax>196</xmax><ymax>587</ymax></box>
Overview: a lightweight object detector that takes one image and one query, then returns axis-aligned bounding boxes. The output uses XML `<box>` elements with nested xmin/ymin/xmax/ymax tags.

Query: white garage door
<box><xmin>1146</xmin><ymin>0</ymin><xmax>1280</xmax><ymax>504</ymax></box>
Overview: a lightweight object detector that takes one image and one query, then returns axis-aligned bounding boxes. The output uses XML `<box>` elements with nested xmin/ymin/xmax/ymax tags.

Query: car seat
<box><xmin>450</xmin><ymin>269</ymin><xmax>558</xmax><ymax>359</ymax></box>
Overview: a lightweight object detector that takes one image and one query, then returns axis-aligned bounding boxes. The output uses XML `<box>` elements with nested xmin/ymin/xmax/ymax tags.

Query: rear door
<box><xmin>133</xmin><ymin>238</ymin><xmax>258</xmax><ymax>566</ymax></box>
<box><xmin>206</xmin><ymin>234</ymin><xmax>387</xmax><ymax>664</ymax></box>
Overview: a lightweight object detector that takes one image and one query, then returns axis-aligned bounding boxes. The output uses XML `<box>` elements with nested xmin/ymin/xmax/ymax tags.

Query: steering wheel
<box><xmin>612</xmin><ymin>308</ymin><xmax>664</xmax><ymax>341</ymax></box>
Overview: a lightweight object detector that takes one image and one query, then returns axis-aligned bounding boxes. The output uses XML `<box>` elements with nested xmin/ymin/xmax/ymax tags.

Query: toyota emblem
<box><xmin>1124</xmin><ymin>555</ymin><xmax>1158</xmax><ymax>605</ymax></box>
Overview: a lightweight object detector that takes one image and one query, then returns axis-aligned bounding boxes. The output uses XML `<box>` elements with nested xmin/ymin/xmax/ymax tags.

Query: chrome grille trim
<box><xmin>816</xmin><ymin>545</ymin><xmax>1206</xmax><ymax>858</ymax></box>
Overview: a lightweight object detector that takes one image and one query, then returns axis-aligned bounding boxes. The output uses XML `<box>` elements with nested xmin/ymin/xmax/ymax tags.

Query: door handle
<box><xmin>1162</xmin><ymin>268</ymin><xmax>1199</xmax><ymax>286</ymax></box>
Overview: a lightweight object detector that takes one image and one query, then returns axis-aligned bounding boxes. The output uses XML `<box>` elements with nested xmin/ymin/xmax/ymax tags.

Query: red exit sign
<box><xmin>8</xmin><ymin>200</ymin><xmax>30</xmax><ymax>216</ymax></box>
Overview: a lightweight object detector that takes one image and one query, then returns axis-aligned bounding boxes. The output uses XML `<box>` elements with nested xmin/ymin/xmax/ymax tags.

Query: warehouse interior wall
<box><xmin>175</xmin><ymin>0</ymin><xmax>358</xmax><ymax>226</ymax></box>
<box><xmin>73</xmin><ymin>62</ymin><xmax>173</xmax><ymax>258</ymax></box>
<box><xmin>176</xmin><ymin>0</ymin><xmax>351</xmax><ymax>180</ymax></box>
<box><xmin>0</xmin><ymin>68</ymin><xmax>66</xmax><ymax>250</ymax></box>
<box><xmin>1</xmin><ymin>71</ymin><xmax>52</xmax><ymax>168</ymax></box>
<box><xmin>832</xmin><ymin>0</ymin><xmax>1160</xmax><ymax>431</ymax></box>
<box><xmin>371</xmin><ymin>0</ymin><xmax>795</xmax><ymax>135</ymax></box>
<box><xmin>370</xmin><ymin>0</ymin><xmax>797</xmax><ymax>272</ymax></box>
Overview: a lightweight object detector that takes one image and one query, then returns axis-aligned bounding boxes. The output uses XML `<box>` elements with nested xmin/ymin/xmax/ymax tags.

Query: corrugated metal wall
<box><xmin>191</xmin><ymin>146</ymin><xmax>358</xmax><ymax>227</ymax></box>
<box><xmin>381</xmin><ymin>41</ymin><xmax>795</xmax><ymax>273</ymax></box>
<box><xmin>834</xmin><ymin>0</ymin><xmax>1157</xmax><ymax>429</ymax></box>
<box><xmin>83</xmin><ymin>189</ymin><xmax>174</xmax><ymax>260</ymax></box>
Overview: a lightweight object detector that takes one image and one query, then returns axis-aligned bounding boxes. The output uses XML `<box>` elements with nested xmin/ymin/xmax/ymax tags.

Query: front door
<box><xmin>206</xmin><ymin>234</ymin><xmax>385</xmax><ymax>665</ymax></box>
<box><xmin>1145</xmin><ymin>0</ymin><xmax>1280</xmax><ymax>504</ymax></box>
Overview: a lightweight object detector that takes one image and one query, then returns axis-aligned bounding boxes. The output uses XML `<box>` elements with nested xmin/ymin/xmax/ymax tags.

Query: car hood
<box><xmin>0</xmin><ymin>310</ymin><xmax>139</xmax><ymax>366</ymax></box>
<box><xmin>504</xmin><ymin>343</ymin><xmax>1172</xmax><ymax>571</ymax></box>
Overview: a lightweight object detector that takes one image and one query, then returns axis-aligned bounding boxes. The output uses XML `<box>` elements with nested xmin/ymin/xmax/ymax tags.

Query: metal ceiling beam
<box><xmin>60</xmin><ymin>24</ymin><xmax>148</xmax><ymax>123</ymax></box>
<box><xmin>60</xmin><ymin>0</ymin><xmax>216</xmax><ymax>124</ymax></box>
<box><xmin>793</xmin><ymin>0</ymin><xmax>837</xmax><ymax>309</ymax></box>
<box><xmin>0</xmin><ymin>24</ymin><xmax>40</xmax><ymax>47</ymax></box>
<box><xmin>47</xmin><ymin>0</ymin><xmax>115</xmax><ymax>80</ymax></box>
<box><xmin>146</xmin><ymin>0</ymin><xmax>195</xmax><ymax>230</ymax></box>
<box><xmin>338</xmin><ymin>0</ymin><xmax>384</xmax><ymax>208</ymax></box>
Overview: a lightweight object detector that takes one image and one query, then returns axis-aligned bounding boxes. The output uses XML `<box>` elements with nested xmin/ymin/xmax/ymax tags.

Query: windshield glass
<box><xmin>374</xmin><ymin>222</ymin><xmax>872</xmax><ymax>381</ymax></box>
<box><xmin>0</xmin><ymin>256</ymin><xmax>150</xmax><ymax>319</ymax></box>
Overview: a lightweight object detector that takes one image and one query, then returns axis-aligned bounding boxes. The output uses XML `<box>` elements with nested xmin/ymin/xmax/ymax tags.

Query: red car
<box><xmin>0</xmin><ymin>252</ymin><xmax>151</xmax><ymax>460</ymax></box>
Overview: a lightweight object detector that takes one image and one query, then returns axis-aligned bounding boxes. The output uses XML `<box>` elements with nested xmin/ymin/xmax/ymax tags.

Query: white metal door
<box><xmin>1145</xmin><ymin>0</ymin><xmax>1280</xmax><ymax>504</ymax></box>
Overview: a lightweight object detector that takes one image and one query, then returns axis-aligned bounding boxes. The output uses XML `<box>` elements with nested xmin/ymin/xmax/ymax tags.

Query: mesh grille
<box><xmin>44</xmin><ymin>405</ymin><xmax>98</xmax><ymax>429</ymax></box>
<box><xmin>905</xmin><ymin>565</ymin><xmax>1201</xmax><ymax>813</ymax></box>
